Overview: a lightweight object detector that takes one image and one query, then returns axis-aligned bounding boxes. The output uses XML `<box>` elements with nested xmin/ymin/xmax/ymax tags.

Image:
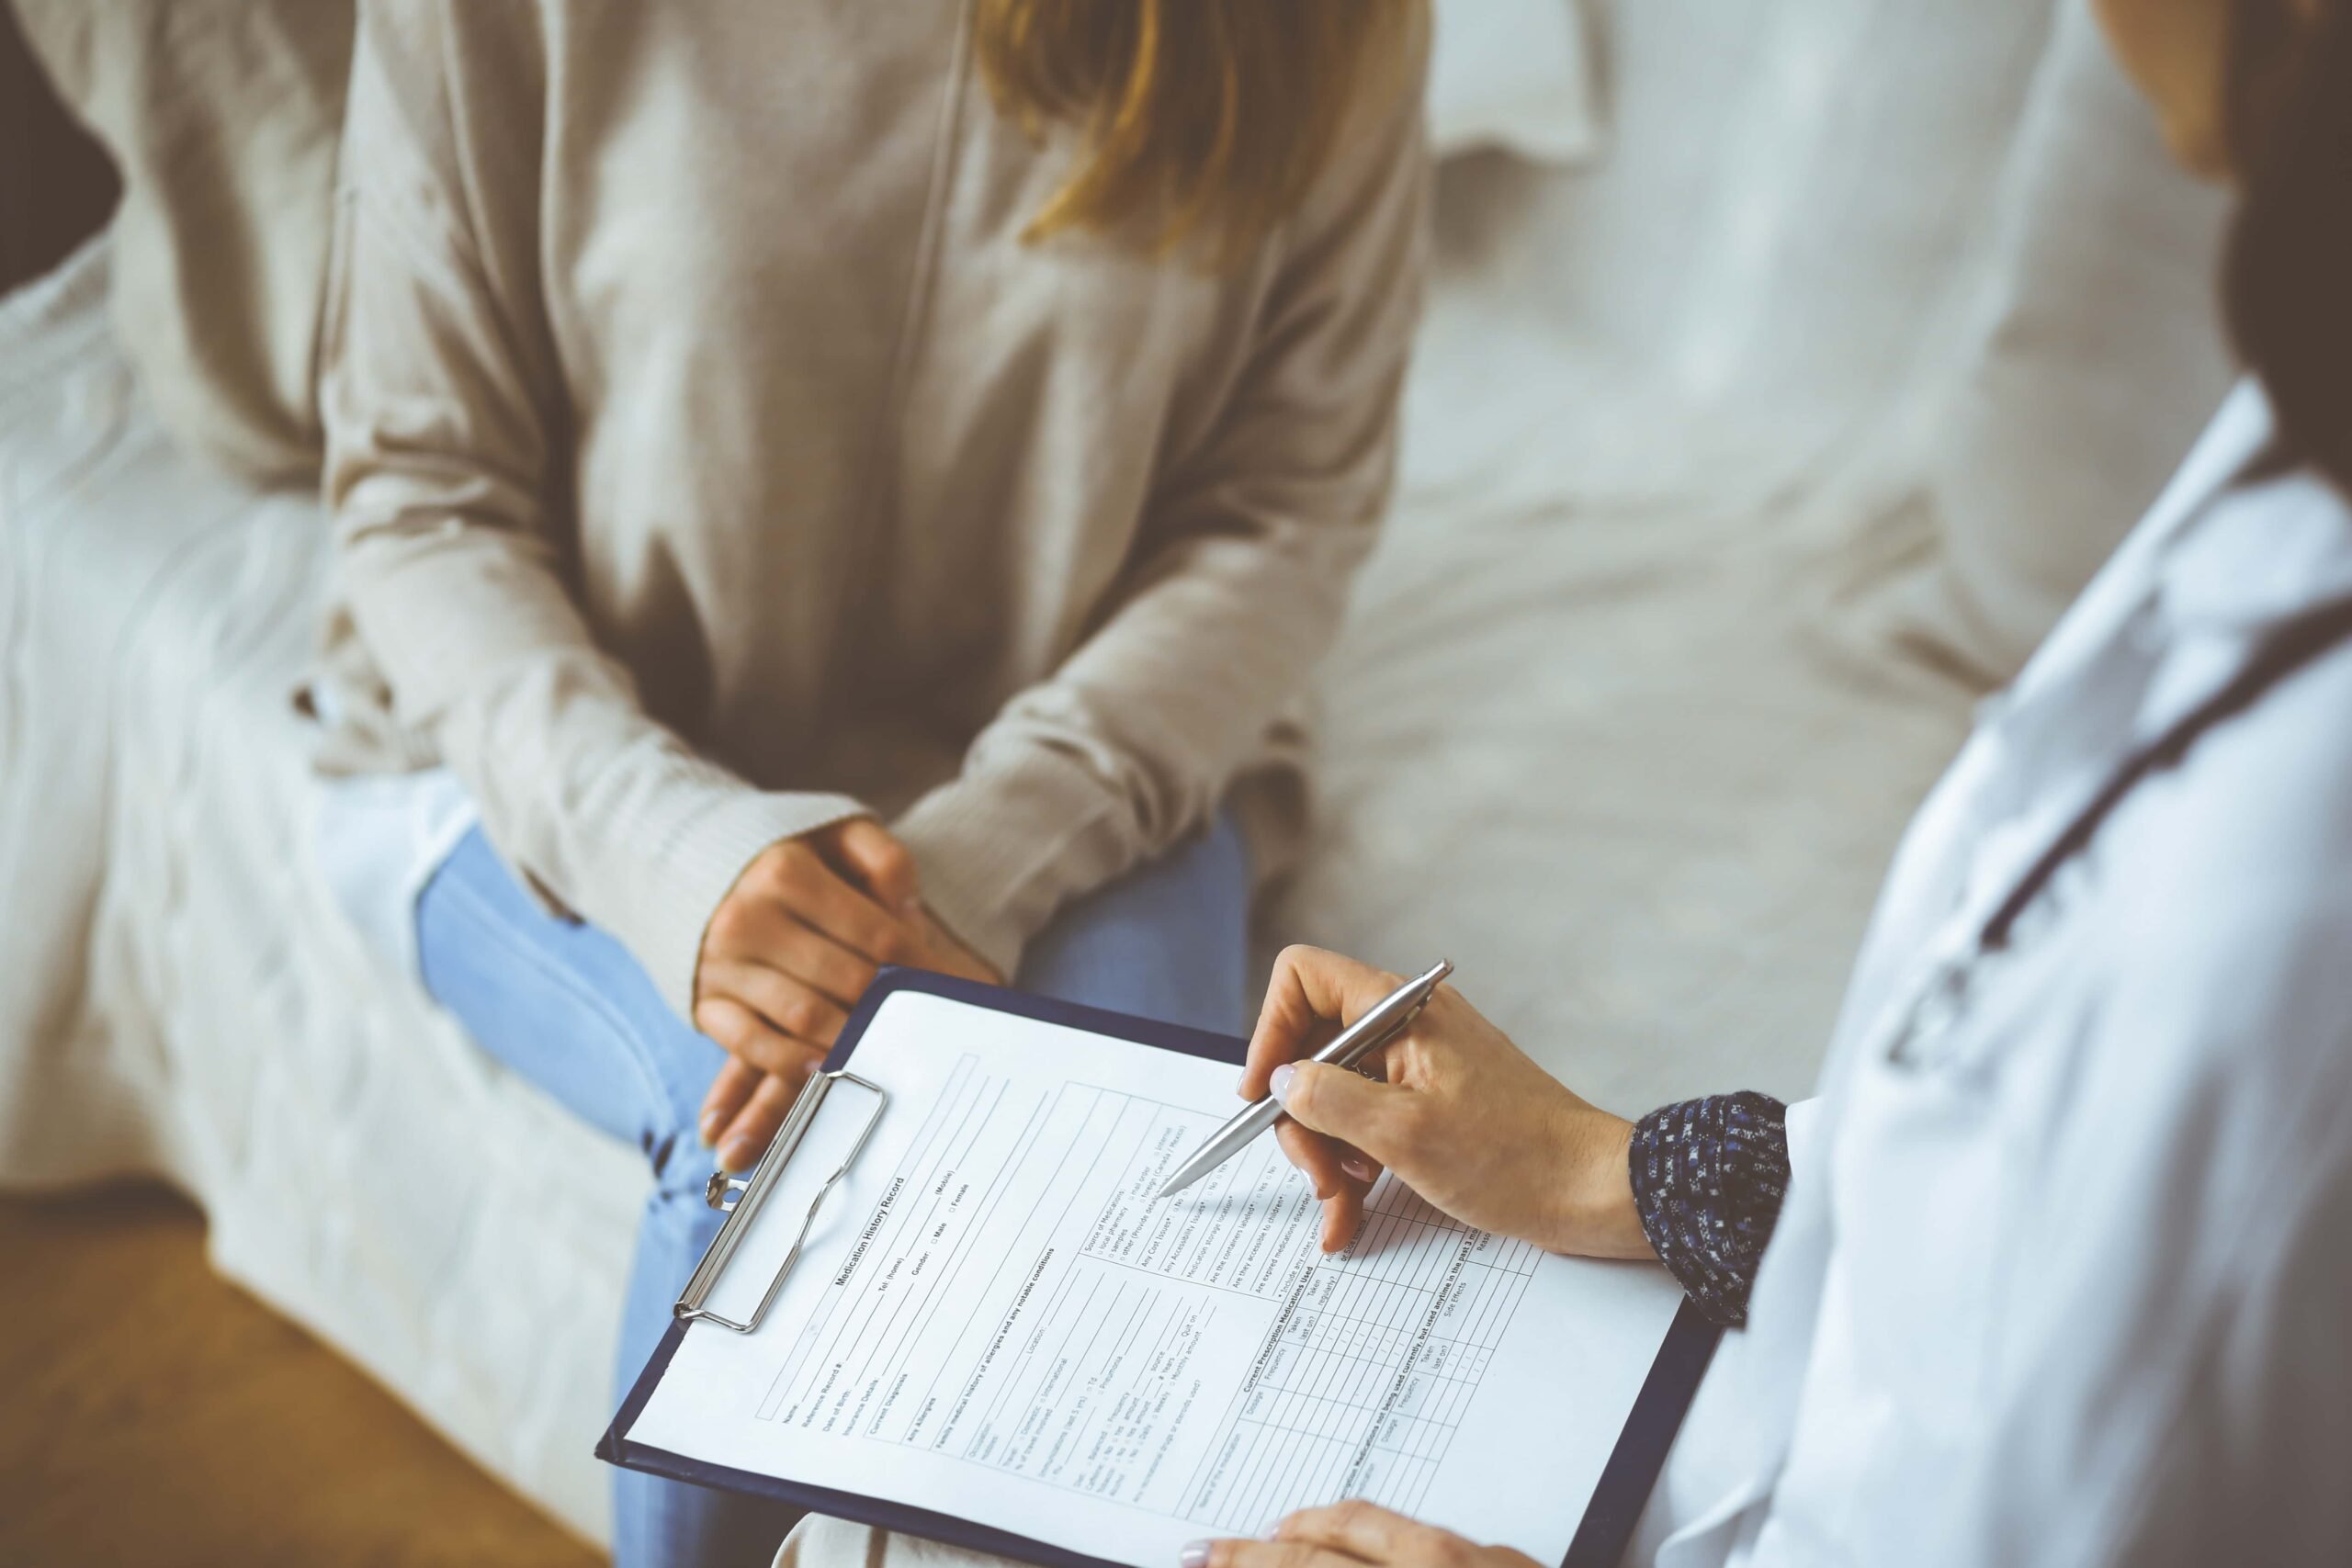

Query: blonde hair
<box><xmin>975</xmin><ymin>0</ymin><xmax>1421</xmax><ymax>265</ymax></box>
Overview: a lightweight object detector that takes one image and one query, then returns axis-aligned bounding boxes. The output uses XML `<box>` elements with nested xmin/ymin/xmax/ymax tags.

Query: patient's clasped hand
<box><xmin>692</xmin><ymin>819</ymin><xmax>995</xmax><ymax>1170</ymax></box>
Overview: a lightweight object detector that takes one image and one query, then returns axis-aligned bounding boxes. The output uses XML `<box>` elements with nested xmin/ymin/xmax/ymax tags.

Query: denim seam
<box><xmin>429</xmin><ymin>866</ymin><xmax>686</xmax><ymax>1156</ymax></box>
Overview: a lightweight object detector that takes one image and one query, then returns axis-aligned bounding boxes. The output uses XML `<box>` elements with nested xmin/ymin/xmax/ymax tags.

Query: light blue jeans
<box><xmin>415</xmin><ymin>815</ymin><xmax>1251</xmax><ymax>1568</ymax></box>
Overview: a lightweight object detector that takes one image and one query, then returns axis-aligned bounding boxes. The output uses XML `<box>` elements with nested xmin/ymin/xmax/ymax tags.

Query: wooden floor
<box><xmin>0</xmin><ymin>1184</ymin><xmax>604</xmax><ymax>1568</ymax></box>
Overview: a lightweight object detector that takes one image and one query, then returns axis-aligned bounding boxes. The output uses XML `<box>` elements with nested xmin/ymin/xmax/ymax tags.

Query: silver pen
<box><xmin>1156</xmin><ymin>960</ymin><xmax>1453</xmax><ymax>1200</ymax></box>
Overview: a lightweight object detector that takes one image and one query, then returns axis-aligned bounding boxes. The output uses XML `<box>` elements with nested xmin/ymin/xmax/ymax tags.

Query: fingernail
<box><xmin>1180</xmin><ymin>1543</ymin><xmax>1210</xmax><ymax>1568</ymax></box>
<box><xmin>720</xmin><ymin>1137</ymin><xmax>755</xmax><ymax>1171</ymax></box>
<box><xmin>1341</xmin><ymin>1156</ymin><xmax>1374</xmax><ymax>1181</ymax></box>
<box><xmin>900</xmin><ymin>896</ymin><xmax>923</xmax><ymax>919</ymax></box>
<box><xmin>1269</xmin><ymin>1063</ymin><xmax>1296</xmax><ymax>1104</ymax></box>
<box><xmin>1235</xmin><ymin>1069</ymin><xmax>1252</xmax><ymax>1097</ymax></box>
<box><xmin>698</xmin><ymin>1111</ymin><xmax>722</xmax><ymax>1146</ymax></box>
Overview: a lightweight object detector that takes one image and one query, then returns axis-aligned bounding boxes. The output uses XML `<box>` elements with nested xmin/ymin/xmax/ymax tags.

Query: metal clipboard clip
<box><xmin>673</xmin><ymin>1068</ymin><xmax>888</xmax><ymax>1334</ymax></box>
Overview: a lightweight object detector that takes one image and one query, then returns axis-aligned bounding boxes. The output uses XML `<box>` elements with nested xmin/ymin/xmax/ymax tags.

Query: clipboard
<box><xmin>601</xmin><ymin>969</ymin><xmax>1722</xmax><ymax>1568</ymax></box>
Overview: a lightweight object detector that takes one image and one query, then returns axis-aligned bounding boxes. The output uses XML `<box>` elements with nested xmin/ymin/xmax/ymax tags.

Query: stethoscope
<box><xmin>1886</xmin><ymin>582</ymin><xmax>2352</xmax><ymax>1071</ymax></box>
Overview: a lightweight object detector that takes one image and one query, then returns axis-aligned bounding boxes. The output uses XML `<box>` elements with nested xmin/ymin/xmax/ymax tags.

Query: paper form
<box><xmin>624</xmin><ymin>990</ymin><xmax>1686</xmax><ymax>1568</ymax></box>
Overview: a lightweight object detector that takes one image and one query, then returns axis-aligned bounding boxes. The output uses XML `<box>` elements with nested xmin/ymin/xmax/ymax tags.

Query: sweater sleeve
<box><xmin>1629</xmin><ymin>1092</ymin><xmax>1792</xmax><ymax>1326</ymax></box>
<box><xmin>321</xmin><ymin>4</ymin><xmax>864</xmax><ymax>1022</ymax></box>
<box><xmin>890</xmin><ymin>28</ymin><xmax>1433</xmax><ymax>978</ymax></box>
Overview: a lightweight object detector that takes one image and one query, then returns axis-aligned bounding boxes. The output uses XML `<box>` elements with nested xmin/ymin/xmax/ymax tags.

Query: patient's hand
<box><xmin>695</xmin><ymin>818</ymin><xmax>1002</xmax><ymax>1168</ymax></box>
<box><xmin>694</xmin><ymin>819</ymin><xmax>926</xmax><ymax>1168</ymax></box>
<box><xmin>1189</xmin><ymin>1500</ymin><xmax>1541</xmax><ymax>1568</ymax></box>
<box><xmin>1240</xmin><ymin>946</ymin><xmax>1651</xmax><ymax>1259</ymax></box>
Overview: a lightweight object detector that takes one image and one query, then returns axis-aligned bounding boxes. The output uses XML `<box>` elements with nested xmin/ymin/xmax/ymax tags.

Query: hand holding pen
<box><xmin>1232</xmin><ymin>947</ymin><xmax>1657</xmax><ymax>1258</ymax></box>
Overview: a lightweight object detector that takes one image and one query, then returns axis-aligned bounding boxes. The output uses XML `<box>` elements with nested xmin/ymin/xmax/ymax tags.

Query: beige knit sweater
<box><xmin>315</xmin><ymin>1</ymin><xmax>1429</xmax><ymax>1021</ymax></box>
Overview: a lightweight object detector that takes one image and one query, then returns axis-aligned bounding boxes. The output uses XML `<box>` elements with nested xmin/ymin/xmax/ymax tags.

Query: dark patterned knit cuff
<box><xmin>1628</xmin><ymin>1091</ymin><xmax>1791</xmax><ymax>1327</ymax></box>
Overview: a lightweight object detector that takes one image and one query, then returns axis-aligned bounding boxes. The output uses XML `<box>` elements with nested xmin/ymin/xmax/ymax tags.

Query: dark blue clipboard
<box><xmin>600</xmin><ymin>968</ymin><xmax>1721</xmax><ymax>1568</ymax></box>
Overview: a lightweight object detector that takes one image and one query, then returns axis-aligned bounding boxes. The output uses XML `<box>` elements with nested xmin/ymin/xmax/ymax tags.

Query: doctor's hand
<box><xmin>1185</xmin><ymin>1501</ymin><xmax>1540</xmax><ymax>1568</ymax></box>
<box><xmin>1240</xmin><ymin>946</ymin><xmax>1652</xmax><ymax>1259</ymax></box>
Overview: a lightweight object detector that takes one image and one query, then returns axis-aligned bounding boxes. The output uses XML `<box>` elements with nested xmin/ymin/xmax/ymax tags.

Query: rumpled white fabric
<box><xmin>0</xmin><ymin>0</ymin><xmax>2239</xmax><ymax>1548</ymax></box>
<box><xmin>1896</xmin><ymin>0</ymin><xmax>2235</xmax><ymax>680</ymax></box>
<box><xmin>1429</xmin><ymin>0</ymin><xmax>1600</xmax><ymax>165</ymax></box>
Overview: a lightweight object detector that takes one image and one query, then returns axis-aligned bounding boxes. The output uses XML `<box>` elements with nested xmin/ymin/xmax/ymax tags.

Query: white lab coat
<box><xmin>1636</xmin><ymin>382</ymin><xmax>2352</xmax><ymax>1566</ymax></box>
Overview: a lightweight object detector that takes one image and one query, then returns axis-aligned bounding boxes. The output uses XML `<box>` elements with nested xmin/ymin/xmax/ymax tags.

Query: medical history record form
<box><xmin>606</xmin><ymin>976</ymin><xmax>1697</xmax><ymax>1568</ymax></box>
